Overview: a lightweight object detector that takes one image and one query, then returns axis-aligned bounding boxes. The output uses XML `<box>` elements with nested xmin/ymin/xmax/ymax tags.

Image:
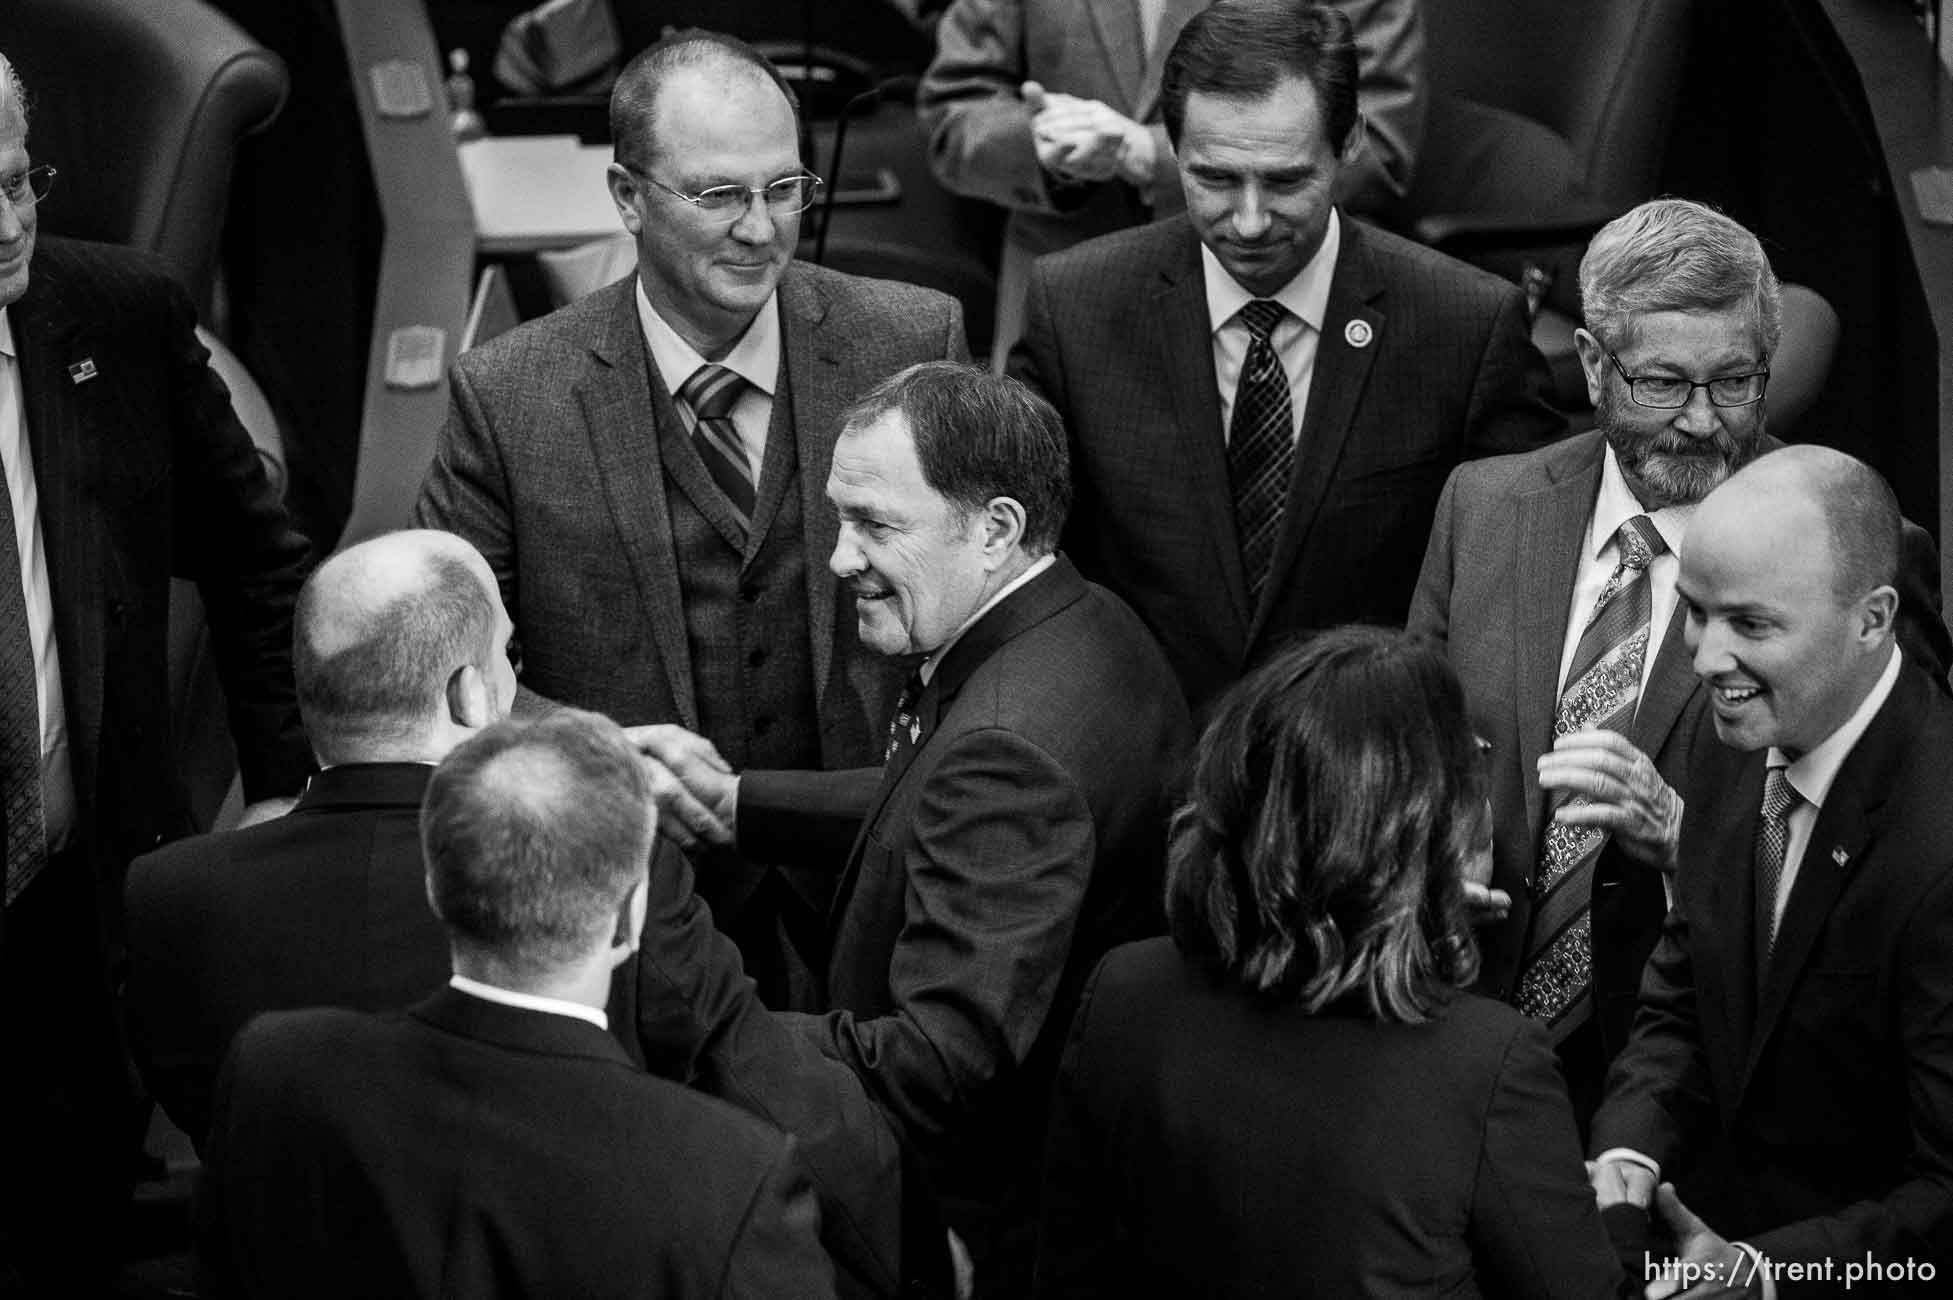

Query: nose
<box><xmin>1689</xmin><ymin>617</ymin><xmax>1733</xmax><ymax>680</ymax></box>
<box><xmin>729</xmin><ymin>189</ymin><xmax>777</xmax><ymax>244</ymax></box>
<box><xmin>829</xmin><ymin>523</ymin><xmax>861</xmax><ymax>579</ymax></box>
<box><xmin>0</xmin><ymin>194</ymin><xmax>23</xmax><ymax>240</ymax></box>
<box><xmin>1672</xmin><ymin>384</ymin><xmax>1722</xmax><ymax>438</ymax></box>
<box><xmin>1230</xmin><ymin>181</ymin><xmax>1271</xmax><ymax>240</ymax></box>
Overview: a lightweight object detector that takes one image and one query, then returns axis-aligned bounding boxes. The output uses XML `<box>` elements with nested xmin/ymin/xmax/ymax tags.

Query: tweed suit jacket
<box><xmin>198</xmin><ymin>988</ymin><xmax>836</xmax><ymax>1300</ymax></box>
<box><xmin>1591</xmin><ymin>665</ymin><xmax>1953</xmax><ymax>1288</ymax></box>
<box><xmin>1011</xmin><ymin>214</ymin><xmax>1563</xmax><ymax>715</ymax></box>
<box><xmin>0</xmin><ymin>237</ymin><xmax>312</xmax><ymax>952</ymax></box>
<box><xmin>919</xmin><ymin>0</ymin><xmax>1424</xmax><ymax>255</ymax></box>
<box><xmin>414</xmin><ymin>263</ymin><xmax>967</xmax><ymax>760</ymax></box>
<box><xmin>1407</xmin><ymin>431</ymin><xmax>1953</xmax><ymax>1059</ymax></box>
<box><xmin>123</xmin><ymin>763</ymin><xmax>448</xmax><ymax>1147</ymax></box>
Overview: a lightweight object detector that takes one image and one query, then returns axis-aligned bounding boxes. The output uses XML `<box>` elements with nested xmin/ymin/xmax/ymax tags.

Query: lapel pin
<box><xmin>1832</xmin><ymin>846</ymin><xmax>1849</xmax><ymax>868</ymax></box>
<box><xmin>67</xmin><ymin>358</ymin><xmax>97</xmax><ymax>384</ymax></box>
<box><xmin>1343</xmin><ymin>319</ymin><xmax>1374</xmax><ymax>349</ymax></box>
<box><xmin>908</xmin><ymin>719</ymin><xmax>922</xmax><ymax>744</ymax></box>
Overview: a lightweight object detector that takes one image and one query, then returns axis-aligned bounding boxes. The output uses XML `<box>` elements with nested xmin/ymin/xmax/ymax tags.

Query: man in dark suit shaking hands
<box><xmin>1010</xmin><ymin>0</ymin><xmax>1561</xmax><ymax>717</ymax></box>
<box><xmin>1589</xmin><ymin>447</ymin><xmax>1953</xmax><ymax>1293</ymax></box>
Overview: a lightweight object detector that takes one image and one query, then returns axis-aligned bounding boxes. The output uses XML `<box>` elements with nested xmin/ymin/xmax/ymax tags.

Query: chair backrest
<box><xmin>9</xmin><ymin>0</ymin><xmax>288</xmax><ymax>316</ymax></box>
<box><xmin>1423</xmin><ymin>0</ymin><xmax>1694</xmax><ymax>203</ymax></box>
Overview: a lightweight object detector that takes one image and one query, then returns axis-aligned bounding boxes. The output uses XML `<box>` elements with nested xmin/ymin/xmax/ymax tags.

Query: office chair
<box><xmin>11</xmin><ymin>0</ymin><xmax>295</xmax><ymax>832</ymax></box>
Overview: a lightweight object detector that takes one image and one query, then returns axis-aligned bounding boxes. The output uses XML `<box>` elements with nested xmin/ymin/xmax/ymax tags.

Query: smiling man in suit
<box><xmin>1586</xmin><ymin>447</ymin><xmax>1953</xmax><ymax>1293</ymax></box>
<box><xmin>416</xmin><ymin>30</ymin><xmax>967</xmax><ymax>1007</ymax></box>
<box><xmin>1009</xmin><ymin>0</ymin><xmax>1559</xmax><ymax>717</ymax></box>
<box><xmin>0</xmin><ymin>52</ymin><xmax>315</xmax><ymax>1289</ymax></box>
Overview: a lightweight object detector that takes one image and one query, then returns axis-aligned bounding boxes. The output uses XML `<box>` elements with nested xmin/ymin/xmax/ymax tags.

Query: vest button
<box><xmin>748</xmin><ymin>646</ymin><xmax>767</xmax><ymax>668</ymax></box>
<box><xmin>754</xmin><ymin>715</ymin><xmax>775</xmax><ymax>736</ymax></box>
<box><xmin>740</xmin><ymin>582</ymin><xmax>761</xmax><ymax>602</ymax></box>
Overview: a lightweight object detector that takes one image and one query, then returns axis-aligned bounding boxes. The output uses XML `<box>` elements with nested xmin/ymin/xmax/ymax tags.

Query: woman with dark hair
<box><xmin>1035</xmin><ymin>627</ymin><xmax>1623</xmax><ymax>1298</ymax></box>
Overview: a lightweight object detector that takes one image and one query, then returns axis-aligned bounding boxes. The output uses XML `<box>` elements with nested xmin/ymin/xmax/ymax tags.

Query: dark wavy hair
<box><xmin>1165</xmin><ymin>627</ymin><xmax>1484</xmax><ymax>1022</ymax></box>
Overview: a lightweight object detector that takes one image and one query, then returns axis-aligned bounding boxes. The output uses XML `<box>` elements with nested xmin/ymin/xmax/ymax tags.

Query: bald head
<box><xmin>609</xmin><ymin>30</ymin><xmax>797</xmax><ymax>173</ymax></box>
<box><xmin>295</xmin><ymin>530</ymin><xmax>513</xmax><ymax>765</ymax></box>
<box><xmin>1698</xmin><ymin>445</ymin><xmax>1901</xmax><ymax>603</ymax></box>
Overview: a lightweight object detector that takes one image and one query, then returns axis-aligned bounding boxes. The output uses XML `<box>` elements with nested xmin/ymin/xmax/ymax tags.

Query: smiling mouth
<box><xmin>1714</xmin><ymin>683</ymin><xmax>1763</xmax><ymax>706</ymax></box>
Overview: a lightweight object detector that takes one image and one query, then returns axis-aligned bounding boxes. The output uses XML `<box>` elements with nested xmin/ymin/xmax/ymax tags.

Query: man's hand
<box><xmin>1022</xmin><ymin>81</ymin><xmax>1155</xmax><ymax>186</ymax></box>
<box><xmin>621</xmin><ymin>724</ymin><xmax>736</xmax><ymax>852</ymax></box>
<box><xmin>1461</xmin><ymin>880</ymin><xmax>1512</xmax><ymax>925</ymax></box>
<box><xmin>1588</xmin><ymin>1156</ymin><xmax>1658</xmax><ymax>1210</ymax></box>
<box><xmin>1538</xmin><ymin>730</ymin><xmax>1683</xmax><ymax>876</ymax></box>
<box><xmin>1646</xmin><ymin>1183</ymin><xmax>1762</xmax><ymax>1299</ymax></box>
<box><xmin>235</xmin><ymin>796</ymin><xmax>297</xmax><ymax>828</ymax></box>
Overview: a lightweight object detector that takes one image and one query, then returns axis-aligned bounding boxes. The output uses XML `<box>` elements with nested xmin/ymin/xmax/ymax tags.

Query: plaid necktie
<box><xmin>1753</xmin><ymin>763</ymin><xmax>1801</xmax><ymax>976</ymax></box>
<box><xmin>1515</xmin><ymin>514</ymin><xmax>1667</xmax><ymax>1039</ymax></box>
<box><xmin>678</xmin><ymin>363</ymin><xmax>756</xmax><ymax>534</ymax></box>
<box><xmin>1227</xmin><ymin>300</ymin><xmax>1294</xmax><ymax>604</ymax></box>
<box><xmin>0</xmin><ymin>453</ymin><xmax>45</xmax><ymax>907</ymax></box>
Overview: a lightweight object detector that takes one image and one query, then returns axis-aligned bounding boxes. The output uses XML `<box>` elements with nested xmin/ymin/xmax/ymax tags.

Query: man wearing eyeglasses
<box><xmin>1408</xmin><ymin>198</ymin><xmax>1951</xmax><ymax>1130</ymax></box>
<box><xmin>0</xmin><ymin>52</ymin><xmax>314</xmax><ymax>1291</ymax></box>
<box><xmin>417</xmin><ymin>30</ymin><xmax>968</xmax><ymax>1012</ymax></box>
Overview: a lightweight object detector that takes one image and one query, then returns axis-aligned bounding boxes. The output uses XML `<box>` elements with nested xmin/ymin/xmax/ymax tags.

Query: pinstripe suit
<box><xmin>1010</xmin><ymin>213</ymin><xmax>1562</xmax><ymax>715</ymax></box>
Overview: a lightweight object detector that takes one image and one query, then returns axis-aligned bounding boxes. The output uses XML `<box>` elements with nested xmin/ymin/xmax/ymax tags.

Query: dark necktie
<box><xmin>1753</xmin><ymin>763</ymin><xmax>1801</xmax><ymax>977</ymax></box>
<box><xmin>678</xmin><ymin>363</ymin><xmax>756</xmax><ymax>535</ymax></box>
<box><xmin>883</xmin><ymin>670</ymin><xmax>926</xmax><ymax>776</ymax></box>
<box><xmin>0</xmin><ymin>463</ymin><xmax>45</xmax><ymax>907</ymax></box>
<box><xmin>1226</xmin><ymin>300</ymin><xmax>1294</xmax><ymax>604</ymax></box>
<box><xmin>1516</xmin><ymin>514</ymin><xmax>1667</xmax><ymax>1040</ymax></box>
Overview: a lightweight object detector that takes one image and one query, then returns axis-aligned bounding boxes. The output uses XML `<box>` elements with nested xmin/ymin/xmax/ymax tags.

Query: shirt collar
<box><xmin>448</xmin><ymin>974</ymin><xmax>609</xmax><ymax>1031</ymax></box>
<box><xmin>1770</xmin><ymin>641</ymin><xmax>1902</xmax><ymax>808</ymax></box>
<box><xmin>0</xmin><ymin>307</ymin><xmax>14</xmax><ymax>359</ymax></box>
<box><xmin>635</xmin><ymin>278</ymin><xmax>779</xmax><ymax>401</ymax></box>
<box><xmin>919</xmin><ymin>553</ymin><xmax>1056</xmax><ymax>685</ymax></box>
<box><xmin>1200</xmin><ymin>207</ymin><xmax>1341</xmax><ymax>336</ymax></box>
<box><xmin>1590</xmin><ymin>442</ymin><xmax>1693</xmax><ymax>561</ymax></box>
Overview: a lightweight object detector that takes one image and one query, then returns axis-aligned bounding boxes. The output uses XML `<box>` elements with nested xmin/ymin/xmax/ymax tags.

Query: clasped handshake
<box><xmin>623</xmin><ymin>723</ymin><xmax>741</xmax><ymax>852</ymax></box>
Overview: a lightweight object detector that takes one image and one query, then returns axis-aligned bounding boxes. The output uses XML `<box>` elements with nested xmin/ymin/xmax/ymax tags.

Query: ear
<box><xmin>1858</xmin><ymin>584</ymin><xmax>1899</xmax><ymax>645</ymax></box>
<box><xmin>605</xmin><ymin>163</ymin><xmax>646</xmax><ymax>237</ymax></box>
<box><xmin>1573</xmin><ymin>328</ymin><xmax>1609</xmax><ymax>410</ymax></box>
<box><xmin>1338</xmin><ymin>114</ymin><xmax>1368</xmax><ymax>170</ymax></box>
<box><xmin>608</xmin><ymin>876</ymin><xmax>648</xmax><ymax>968</ymax></box>
<box><xmin>447</xmin><ymin>663</ymin><xmax>492</xmax><ymax>731</ymax></box>
<box><xmin>980</xmin><ymin>496</ymin><xmax>1028</xmax><ymax>566</ymax></box>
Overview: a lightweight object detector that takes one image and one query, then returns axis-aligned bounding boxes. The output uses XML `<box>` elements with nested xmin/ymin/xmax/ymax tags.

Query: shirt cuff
<box><xmin>1593</xmin><ymin>1148</ymin><xmax>1662</xmax><ymax>1182</ymax></box>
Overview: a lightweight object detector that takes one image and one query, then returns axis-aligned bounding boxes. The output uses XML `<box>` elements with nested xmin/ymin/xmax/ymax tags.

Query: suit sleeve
<box><xmin>724</xmin><ymin>1139</ymin><xmax>841</xmax><ymax>1300</ymax></box>
<box><xmin>740</xmin><ymin>766</ymin><xmax>883</xmax><ymax>871</ymax></box>
<box><xmin>1405</xmin><ymin>465</ymin><xmax>1464</xmax><ymax>648</ymax></box>
<box><xmin>1462</xmin><ymin>286</ymin><xmax>1564</xmax><ymax>458</ymax></box>
<box><xmin>167</xmin><ymin>285</ymin><xmax>315</xmax><ymax>799</ymax></box>
<box><xmin>1470</xmin><ymin>1019</ymin><xmax>1626</xmax><ymax>1300</ymax></box>
<box><xmin>1332</xmin><ymin>0</ymin><xmax>1428</xmax><ymax>214</ymax></box>
<box><xmin>796</xmin><ymin>726</ymin><xmax>1096</xmax><ymax>1148</ymax></box>
<box><xmin>1008</xmin><ymin>266</ymin><xmax>1105</xmax><ymax>582</ymax></box>
<box><xmin>1033</xmin><ymin>954</ymin><xmax>1125</xmax><ymax>1300</ymax></box>
<box><xmin>1896</xmin><ymin>518</ymin><xmax>1952</xmax><ymax>691</ymax></box>
<box><xmin>413</xmin><ymin>357</ymin><xmax>560</xmax><ymax>718</ymax></box>
<box><xmin>193</xmin><ymin>1024</ymin><xmax>256</xmax><ymax>1300</ymax></box>
<box><xmin>1747</xmin><ymin>866</ymin><xmax>1953</xmax><ymax>1277</ymax></box>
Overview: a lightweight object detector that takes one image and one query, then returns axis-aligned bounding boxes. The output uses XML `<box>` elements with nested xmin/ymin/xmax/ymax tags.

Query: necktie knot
<box><xmin>1616</xmin><ymin>514</ymin><xmax>1666</xmax><ymax>572</ymax></box>
<box><xmin>679</xmin><ymin>363</ymin><xmax>749</xmax><ymax>422</ymax></box>
<box><xmin>1762</xmin><ymin>764</ymin><xmax>1801</xmax><ymax>821</ymax></box>
<box><xmin>1237</xmin><ymin>299</ymin><xmax>1286</xmax><ymax>344</ymax></box>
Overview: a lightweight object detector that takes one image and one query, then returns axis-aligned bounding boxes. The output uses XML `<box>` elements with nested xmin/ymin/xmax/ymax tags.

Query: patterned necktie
<box><xmin>1515</xmin><ymin>514</ymin><xmax>1667</xmax><ymax>1039</ymax></box>
<box><xmin>1753</xmin><ymin>764</ymin><xmax>1801</xmax><ymax>975</ymax></box>
<box><xmin>0</xmin><ymin>457</ymin><xmax>45</xmax><ymax>907</ymax></box>
<box><xmin>1227</xmin><ymin>300</ymin><xmax>1294</xmax><ymax>604</ymax></box>
<box><xmin>883</xmin><ymin>670</ymin><xmax>926</xmax><ymax>773</ymax></box>
<box><xmin>678</xmin><ymin>363</ymin><xmax>756</xmax><ymax>534</ymax></box>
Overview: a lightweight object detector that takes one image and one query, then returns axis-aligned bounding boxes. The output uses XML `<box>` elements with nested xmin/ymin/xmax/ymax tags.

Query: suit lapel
<box><xmin>1513</xmin><ymin>434</ymin><xmax>1604</xmax><ymax>844</ymax></box>
<box><xmin>1085</xmin><ymin>2</ymin><xmax>1148</xmax><ymax>111</ymax></box>
<box><xmin>1697</xmin><ymin>751</ymin><xmax>1765</xmax><ymax>1077</ymax></box>
<box><xmin>781</xmin><ymin>270</ymin><xmax>844</xmax><ymax>709</ymax></box>
<box><xmin>11</xmin><ymin>262</ymin><xmax>110</xmax><ymax>805</ymax></box>
<box><xmin>1253</xmin><ymin>218</ymin><xmax>1382</xmax><ymax>645</ymax></box>
<box><xmin>1630</xmin><ymin>604</ymin><xmax>1697</xmax><ymax>757</ymax></box>
<box><xmin>1152</xmin><ymin>235</ymin><xmax>1252</xmax><ymax>639</ymax></box>
<box><xmin>579</xmin><ymin>281</ymin><xmax>700</xmax><ymax>727</ymax></box>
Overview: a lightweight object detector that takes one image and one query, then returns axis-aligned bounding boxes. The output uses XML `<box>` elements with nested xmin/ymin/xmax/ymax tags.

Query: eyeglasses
<box><xmin>0</xmin><ymin>165</ymin><xmax>56</xmax><ymax>208</ymax></box>
<box><xmin>1606</xmin><ymin>350</ymin><xmax>1769</xmax><ymax>409</ymax></box>
<box><xmin>621</xmin><ymin>165</ymin><xmax>823</xmax><ymax>222</ymax></box>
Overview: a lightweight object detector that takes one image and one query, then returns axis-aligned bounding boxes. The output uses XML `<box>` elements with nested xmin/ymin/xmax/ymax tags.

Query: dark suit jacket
<box><xmin>1408</xmin><ymin>431</ymin><xmax>1953</xmax><ymax>1059</ymax></box>
<box><xmin>3</xmin><ymin>238</ymin><xmax>312</xmax><ymax>935</ymax></box>
<box><xmin>1591</xmin><ymin>665</ymin><xmax>1953</xmax><ymax>1287</ymax></box>
<box><xmin>1038</xmin><ymin>938</ymin><xmax>1623</xmax><ymax>1299</ymax></box>
<box><xmin>415</xmin><ymin>263</ymin><xmax>966</xmax><ymax>756</ymax></box>
<box><xmin>739</xmin><ymin>558</ymin><xmax>1193</xmax><ymax>1229</ymax></box>
<box><xmin>197</xmin><ymin>988</ymin><xmax>835</xmax><ymax>1300</ymax></box>
<box><xmin>1010</xmin><ymin>214</ymin><xmax>1562</xmax><ymax>714</ymax></box>
<box><xmin>123</xmin><ymin>762</ymin><xmax>448</xmax><ymax>1145</ymax></box>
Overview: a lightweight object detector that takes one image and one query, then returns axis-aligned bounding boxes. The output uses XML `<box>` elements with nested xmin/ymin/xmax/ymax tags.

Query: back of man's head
<box><xmin>294</xmin><ymin>530</ymin><xmax>504</xmax><ymax>766</ymax></box>
<box><xmin>1579</xmin><ymin>198</ymin><xmax>1782</xmax><ymax>355</ymax></box>
<box><xmin>1160</xmin><ymin>0</ymin><xmax>1359</xmax><ymax>153</ymax></box>
<box><xmin>421</xmin><ymin>709</ymin><xmax>653</xmax><ymax>987</ymax></box>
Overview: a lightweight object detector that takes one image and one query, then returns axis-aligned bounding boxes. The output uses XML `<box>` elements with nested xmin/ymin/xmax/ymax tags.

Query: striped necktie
<box><xmin>1753</xmin><ymin>763</ymin><xmax>1801</xmax><ymax>976</ymax></box>
<box><xmin>1515</xmin><ymin>514</ymin><xmax>1666</xmax><ymax>1040</ymax></box>
<box><xmin>0</xmin><ymin>445</ymin><xmax>45</xmax><ymax>906</ymax></box>
<box><xmin>1227</xmin><ymin>299</ymin><xmax>1293</xmax><ymax>604</ymax></box>
<box><xmin>678</xmin><ymin>363</ymin><xmax>756</xmax><ymax>534</ymax></box>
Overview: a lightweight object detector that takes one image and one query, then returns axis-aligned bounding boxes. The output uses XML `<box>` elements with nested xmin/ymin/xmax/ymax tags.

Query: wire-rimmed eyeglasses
<box><xmin>620</xmin><ymin>164</ymin><xmax>823</xmax><ymax>223</ymax></box>
<box><xmin>0</xmin><ymin>165</ymin><xmax>56</xmax><ymax>208</ymax></box>
<box><xmin>1606</xmin><ymin>349</ymin><xmax>1769</xmax><ymax>409</ymax></box>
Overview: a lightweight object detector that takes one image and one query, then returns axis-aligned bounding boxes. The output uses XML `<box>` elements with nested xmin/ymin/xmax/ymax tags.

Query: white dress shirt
<box><xmin>636</xmin><ymin>280</ymin><xmax>780</xmax><ymax>483</ymax></box>
<box><xmin>1556</xmin><ymin>443</ymin><xmax>1694</xmax><ymax>699</ymax></box>
<box><xmin>919</xmin><ymin>553</ymin><xmax>1057</xmax><ymax>685</ymax></box>
<box><xmin>449</xmin><ymin>973</ymin><xmax>609</xmax><ymax>1031</ymax></box>
<box><xmin>1203</xmin><ymin>208</ymin><xmax>1342</xmax><ymax>446</ymax></box>
<box><xmin>0</xmin><ymin>307</ymin><xmax>74</xmax><ymax>851</ymax></box>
